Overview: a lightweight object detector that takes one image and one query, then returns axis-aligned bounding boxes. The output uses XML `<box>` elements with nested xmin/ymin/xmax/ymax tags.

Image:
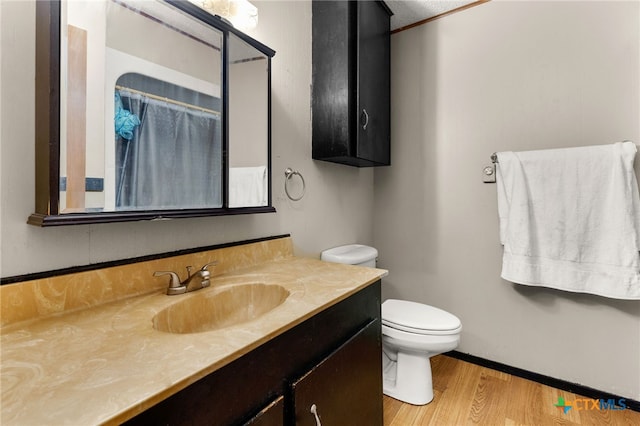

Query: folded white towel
<box><xmin>496</xmin><ymin>141</ymin><xmax>640</xmax><ymax>299</ymax></box>
<box><xmin>229</xmin><ymin>166</ymin><xmax>267</xmax><ymax>208</ymax></box>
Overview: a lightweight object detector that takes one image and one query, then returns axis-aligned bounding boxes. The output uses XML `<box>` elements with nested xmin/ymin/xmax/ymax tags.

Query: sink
<box><xmin>153</xmin><ymin>284</ymin><xmax>290</xmax><ymax>334</ymax></box>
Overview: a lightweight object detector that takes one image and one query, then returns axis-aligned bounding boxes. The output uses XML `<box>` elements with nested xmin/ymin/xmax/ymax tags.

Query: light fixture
<box><xmin>190</xmin><ymin>0</ymin><xmax>258</xmax><ymax>31</ymax></box>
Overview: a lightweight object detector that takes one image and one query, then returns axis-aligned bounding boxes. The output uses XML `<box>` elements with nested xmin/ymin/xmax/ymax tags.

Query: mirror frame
<box><xmin>30</xmin><ymin>0</ymin><xmax>275</xmax><ymax>226</ymax></box>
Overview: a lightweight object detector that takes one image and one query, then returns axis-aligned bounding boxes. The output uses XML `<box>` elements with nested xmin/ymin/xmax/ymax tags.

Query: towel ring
<box><xmin>284</xmin><ymin>168</ymin><xmax>305</xmax><ymax>201</ymax></box>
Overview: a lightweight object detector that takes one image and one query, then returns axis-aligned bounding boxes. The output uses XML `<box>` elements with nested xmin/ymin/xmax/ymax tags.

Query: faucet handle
<box><xmin>200</xmin><ymin>261</ymin><xmax>218</xmax><ymax>271</ymax></box>
<box><xmin>153</xmin><ymin>271</ymin><xmax>181</xmax><ymax>288</ymax></box>
<box><xmin>185</xmin><ymin>266</ymin><xmax>194</xmax><ymax>279</ymax></box>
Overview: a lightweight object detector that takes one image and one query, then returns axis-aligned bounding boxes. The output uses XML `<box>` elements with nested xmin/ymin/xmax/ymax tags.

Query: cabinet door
<box><xmin>243</xmin><ymin>396</ymin><xmax>284</xmax><ymax>426</ymax></box>
<box><xmin>356</xmin><ymin>0</ymin><xmax>391</xmax><ymax>165</ymax></box>
<box><xmin>311</xmin><ymin>0</ymin><xmax>352</xmax><ymax>162</ymax></box>
<box><xmin>291</xmin><ymin>319</ymin><xmax>382</xmax><ymax>426</ymax></box>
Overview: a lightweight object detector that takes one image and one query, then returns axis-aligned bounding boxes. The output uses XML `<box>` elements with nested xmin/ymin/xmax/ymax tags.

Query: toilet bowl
<box><xmin>382</xmin><ymin>299</ymin><xmax>461</xmax><ymax>405</ymax></box>
<box><xmin>320</xmin><ymin>244</ymin><xmax>462</xmax><ymax>406</ymax></box>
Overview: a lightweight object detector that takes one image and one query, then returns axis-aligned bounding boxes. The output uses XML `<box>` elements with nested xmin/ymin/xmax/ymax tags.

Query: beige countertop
<box><xmin>1</xmin><ymin>253</ymin><xmax>386</xmax><ymax>425</ymax></box>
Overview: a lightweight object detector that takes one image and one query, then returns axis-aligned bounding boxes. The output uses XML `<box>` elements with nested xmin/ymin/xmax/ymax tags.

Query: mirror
<box><xmin>30</xmin><ymin>0</ymin><xmax>275</xmax><ymax>226</ymax></box>
<box><xmin>228</xmin><ymin>32</ymin><xmax>270</xmax><ymax>208</ymax></box>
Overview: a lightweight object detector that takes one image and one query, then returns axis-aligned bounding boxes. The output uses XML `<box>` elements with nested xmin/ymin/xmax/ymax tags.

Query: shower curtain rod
<box><xmin>115</xmin><ymin>85</ymin><xmax>220</xmax><ymax>116</ymax></box>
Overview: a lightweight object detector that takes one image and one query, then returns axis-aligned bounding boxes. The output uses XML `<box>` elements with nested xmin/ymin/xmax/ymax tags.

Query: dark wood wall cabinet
<box><xmin>125</xmin><ymin>281</ymin><xmax>382</xmax><ymax>426</ymax></box>
<box><xmin>312</xmin><ymin>1</ymin><xmax>392</xmax><ymax>167</ymax></box>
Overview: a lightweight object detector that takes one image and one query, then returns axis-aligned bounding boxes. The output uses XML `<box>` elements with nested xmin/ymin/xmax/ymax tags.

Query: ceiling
<box><xmin>385</xmin><ymin>0</ymin><xmax>479</xmax><ymax>31</ymax></box>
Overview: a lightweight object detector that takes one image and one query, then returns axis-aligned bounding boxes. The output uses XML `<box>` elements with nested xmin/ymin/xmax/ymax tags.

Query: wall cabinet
<box><xmin>125</xmin><ymin>281</ymin><xmax>381</xmax><ymax>425</ymax></box>
<box><xmin>32</xmin><ymin>0</ymin><xmax>276</xmax><ymax>226</ymax></box>
<box><xmin>312</xmin><ymin>1</ymin><xmax>392</xmax><ymax>167</ymax></box>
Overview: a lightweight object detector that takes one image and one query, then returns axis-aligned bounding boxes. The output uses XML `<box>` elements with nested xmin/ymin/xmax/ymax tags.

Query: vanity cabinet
<box><xmin>311</xmin><ymin>1</ymin><xmax>392</xmax><ymax>167</ymax></box>
<box><xmin>291</xmin><ymin>320</ymin><xmax>381</xmax><ymax>425</ymax></box>
<box><xmin>124</xmin><ymin>281</ymin><xmax>382</xmax><ymax>426</ymax></box>
<box><xmin>244</xmin><ymin>396</ymin><xmax>284</xmax><ymax>426</ymax></box>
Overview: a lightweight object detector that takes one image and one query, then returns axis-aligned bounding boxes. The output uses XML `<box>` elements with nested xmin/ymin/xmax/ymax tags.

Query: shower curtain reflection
<box><xmin>115</xmin><ymin>90</ymin><xmax>222</xmax><ymax>210</ymax></box>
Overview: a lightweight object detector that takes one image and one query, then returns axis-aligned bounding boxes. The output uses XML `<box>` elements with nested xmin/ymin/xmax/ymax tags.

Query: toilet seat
<box><xmin>382</xmin><ymin>299</ymin><xmax>461</xmax><ymax>336</ymax></box>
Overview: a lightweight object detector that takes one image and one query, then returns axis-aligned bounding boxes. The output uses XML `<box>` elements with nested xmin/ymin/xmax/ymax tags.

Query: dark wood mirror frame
<box><xmin>30</xmin><ymin>0</ymin><xmax>275</xmax><ymax>226</ymax></box>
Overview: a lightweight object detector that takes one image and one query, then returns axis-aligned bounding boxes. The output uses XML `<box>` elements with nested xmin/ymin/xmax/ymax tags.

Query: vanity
<box><xmin>0</xmin><ymin>236</ymin><xmax>386</xmax><ymax>425</ymax></box>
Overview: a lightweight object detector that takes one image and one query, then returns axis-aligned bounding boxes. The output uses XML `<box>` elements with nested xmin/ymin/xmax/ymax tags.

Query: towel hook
<box><xmin>284</xmin><ymin>168</ymin><xmax>306</xmax><ymax>201</ymax></box>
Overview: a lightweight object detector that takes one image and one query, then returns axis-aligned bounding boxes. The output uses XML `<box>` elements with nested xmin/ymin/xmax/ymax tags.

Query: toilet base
<box><xmin>382</xmin><ymin>349</ymin><xmax>434</xmax><ymax>405</ymax></box>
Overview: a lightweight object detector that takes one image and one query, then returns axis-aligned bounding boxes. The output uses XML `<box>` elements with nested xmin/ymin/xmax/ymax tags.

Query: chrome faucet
<box><xmin>153</xmin><ymin>261</ymin><xmax>218</xmax><ymax>295</ymax></box>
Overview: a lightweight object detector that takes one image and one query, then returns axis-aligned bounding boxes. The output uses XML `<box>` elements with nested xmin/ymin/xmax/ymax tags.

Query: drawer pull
<box><xmin>310</xmin><ymin>403</ymin><xmax>322</xmax><ymax>426</ymax></box>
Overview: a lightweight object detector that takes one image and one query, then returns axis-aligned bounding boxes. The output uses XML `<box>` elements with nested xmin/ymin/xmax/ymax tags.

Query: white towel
<box><xmin>229</xmin><ymin>166</ymin><xmax>267</xmax><ymax>207</ymax></box>
<box><xmin>496</xmin><ymin>141</ymin><xmax>640</xmax><ymax>299</ymax></box>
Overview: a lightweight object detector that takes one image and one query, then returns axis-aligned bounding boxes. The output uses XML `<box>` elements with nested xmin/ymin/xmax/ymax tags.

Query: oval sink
<box><xmin>153</xmin><ymin>284</ymin><xmax>290</xmax><ymax>334</ymax></box>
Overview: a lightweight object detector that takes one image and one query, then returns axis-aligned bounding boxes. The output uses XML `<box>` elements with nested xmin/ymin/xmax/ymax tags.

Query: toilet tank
<box><xmin>320</xmin><ymin>244</ymin><xmax>378</xmax><ymax>268</ymax></box>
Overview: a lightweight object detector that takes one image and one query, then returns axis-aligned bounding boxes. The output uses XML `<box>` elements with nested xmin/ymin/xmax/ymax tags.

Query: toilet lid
<box><xmin>321</xmin><ymin>244</ymin><xmax>378</xmax><ymax>264</ymax></box>
<box><xmin>382</xmin><ymin>299</ymin><xmax>461</xmax><ymax>334</ymax></box>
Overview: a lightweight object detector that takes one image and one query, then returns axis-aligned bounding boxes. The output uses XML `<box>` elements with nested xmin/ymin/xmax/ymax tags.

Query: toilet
<box><xmin>321</xmin><ymin>244</ymin><xmax>462</xmax><ymax>406</ymax></box>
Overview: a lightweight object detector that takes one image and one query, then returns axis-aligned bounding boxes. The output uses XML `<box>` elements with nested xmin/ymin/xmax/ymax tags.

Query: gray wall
<box><xmin>375</xmin><ymin>0</ymin><xmax>640</xmax><ymax>399</ymax></box>
<box><xmin>0</xmin><ymin>0</ymin><xmax>374</xmax><ymax>278</ymax></box>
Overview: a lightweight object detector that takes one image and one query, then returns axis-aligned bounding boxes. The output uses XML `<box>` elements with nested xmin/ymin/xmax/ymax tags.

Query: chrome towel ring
<box><xmin>284</xmin><ymin>168</ymin><xmax>306</xmax><ymax>201</ymax></box>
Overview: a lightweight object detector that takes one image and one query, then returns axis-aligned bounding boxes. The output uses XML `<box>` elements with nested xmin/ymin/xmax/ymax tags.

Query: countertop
<box><xmin>0</xmin><ymin>255</ymin><xmax>387</xmax><ymax>425</ymax></box>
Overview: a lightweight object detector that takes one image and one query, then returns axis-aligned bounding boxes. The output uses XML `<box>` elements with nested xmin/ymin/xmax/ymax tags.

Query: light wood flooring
<box><xmin>383</xmin><ymin>355</ymin><xmax>640</xmax><ymax>425</ymax></box>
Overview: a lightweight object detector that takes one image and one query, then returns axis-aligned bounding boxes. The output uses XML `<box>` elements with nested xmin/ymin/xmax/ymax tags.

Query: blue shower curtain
<box><xmin>116</xmin><ymin>90</ymin><xmax>222</xmax><ymax>210</ymax></box>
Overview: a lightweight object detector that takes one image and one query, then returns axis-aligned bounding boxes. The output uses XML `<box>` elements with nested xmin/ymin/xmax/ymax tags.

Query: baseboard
<box><xmin>445</xmin><ymin>351</ymin><xmax>640</xmax><ymax>412</ymax></box>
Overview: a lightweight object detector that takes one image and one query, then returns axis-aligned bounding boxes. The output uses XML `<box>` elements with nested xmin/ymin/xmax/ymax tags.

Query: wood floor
<box><xmin>383</xmin><ymin>355</ymin><xmax>640</xmax><ymax>425</ymax></box>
